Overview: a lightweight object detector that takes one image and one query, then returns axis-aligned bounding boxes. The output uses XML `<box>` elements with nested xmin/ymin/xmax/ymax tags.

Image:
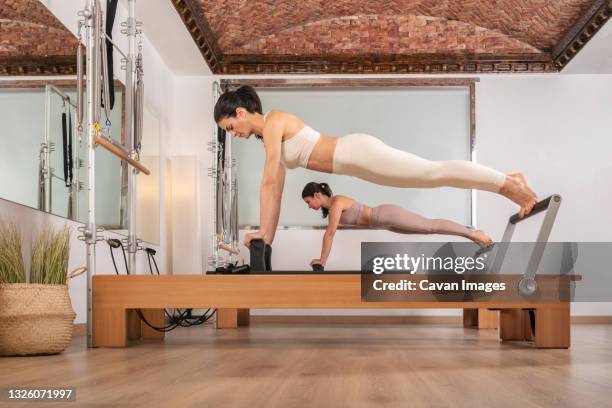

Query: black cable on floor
<box><xmin>143</xmin><ymin>249</ymin><xmax>216</xmax><ymax>327</ymax></box>
<box><xmin>106</xmin><ymin>240</ymin><xmax>216</xmax><ymax>332</ymax></box>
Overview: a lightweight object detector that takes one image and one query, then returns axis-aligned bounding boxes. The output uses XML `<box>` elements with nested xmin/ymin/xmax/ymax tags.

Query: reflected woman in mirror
<box><xmin>301</xmin><ymin>182</ymin><xmax>493</xmax><ymax>268</ymax></box>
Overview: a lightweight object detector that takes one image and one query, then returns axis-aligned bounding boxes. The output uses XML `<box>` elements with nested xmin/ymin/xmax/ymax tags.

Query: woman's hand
<box><xmin>243</xmin><ymin>230</ymin><xmax>266</xmax><ymax>248</ymax></box>
<box><xmin>310</xmin><ymin>259</ymin><xmax>325</xmax><ymax>267</ymax></box>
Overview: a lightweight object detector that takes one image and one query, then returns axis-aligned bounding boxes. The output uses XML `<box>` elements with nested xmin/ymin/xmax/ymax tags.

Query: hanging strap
<box><xmin>62</xmin><ymin>110</ymin><xmax>70</xmax><ymax>187</ymax></box>
<box><xmin>105</xmin><ymin>0</ymin><xmax>119</xmax><ymax>110</ymax></box>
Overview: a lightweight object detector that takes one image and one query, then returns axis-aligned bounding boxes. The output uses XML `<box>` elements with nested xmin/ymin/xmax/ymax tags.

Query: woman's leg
<box><xmin>370</xmin><ymin>204</ymin><xmax>492</xmax><ymax>247</ymax></box>
<box><xmin>333</xmin><ymin>134</ymin><xmax>505</xmax><ymax>191</ymax></box>
<box><xmin>333</xmin><ymin>134</ymin><xmax>537</xmax><ymax>215</ymax></box>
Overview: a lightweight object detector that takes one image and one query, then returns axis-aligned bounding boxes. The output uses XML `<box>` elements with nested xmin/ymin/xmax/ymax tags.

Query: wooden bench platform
<box><xmin>92</xmin><ymin>274</ymin><xmax>573</xmax><ymax>349</ymax></box>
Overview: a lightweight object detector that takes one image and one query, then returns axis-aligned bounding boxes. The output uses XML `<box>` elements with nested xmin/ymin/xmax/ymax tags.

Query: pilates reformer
<box><xmin>92</xmin><ymin>194</ymin><xmax>576</xmax><ymax>349</ymax></box>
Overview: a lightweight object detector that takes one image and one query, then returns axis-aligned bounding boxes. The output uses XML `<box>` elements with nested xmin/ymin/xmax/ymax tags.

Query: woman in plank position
<box><xmin>214</xmin><ymin>86</ymin><xmax>538</xmax><ymax>247</ymax></box>
<box><xmin>302</xmin><ymin>182</ymin><xmax>492</xmax><ymax>268</ymax></box>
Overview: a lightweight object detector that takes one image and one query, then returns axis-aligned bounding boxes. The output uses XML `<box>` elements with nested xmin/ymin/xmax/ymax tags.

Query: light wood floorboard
<box><xmin>1</xmin><ymin>323</ymin><xmax>611</xmax><ymax>408</ymax></box>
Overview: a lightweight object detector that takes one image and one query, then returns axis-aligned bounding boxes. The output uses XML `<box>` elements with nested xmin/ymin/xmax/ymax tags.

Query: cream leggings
<box><xmin>332</xmin><ymin>133</ymin><xmax>506</xmax><ymax>193</ymax></box>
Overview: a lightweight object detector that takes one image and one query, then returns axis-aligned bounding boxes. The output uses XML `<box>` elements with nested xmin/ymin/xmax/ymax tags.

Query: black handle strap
<box><xmin>250</xmin><ymin>239</ymin><xmax>272</xmax><ymax>271</ymax></box>
<box><xmin>62</xmin><ymin>111</ymin><xmax>70</xmax><ymax>187</ymax></box>
<box><xmin>105</xmin><ymin>0</ymin><xmax>119</xmax><ymax>110</ymax></box>
<box><xmin>312</xmin><ymin>264</ymin><xmax>325</xmax><ymax>272</ymax></box>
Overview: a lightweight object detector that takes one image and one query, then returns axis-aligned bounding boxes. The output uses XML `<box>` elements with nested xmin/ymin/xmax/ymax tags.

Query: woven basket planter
<box><xmin>0</xmin><ymin>283</ymin><xmax>77</xmax><ymax>356</ymax></box>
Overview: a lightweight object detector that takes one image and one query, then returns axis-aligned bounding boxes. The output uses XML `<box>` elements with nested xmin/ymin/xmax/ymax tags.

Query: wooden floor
<box><xmin>1</xmin><ymin>322</ymin><xmax>611</xmax><ymax>408</ymax></box>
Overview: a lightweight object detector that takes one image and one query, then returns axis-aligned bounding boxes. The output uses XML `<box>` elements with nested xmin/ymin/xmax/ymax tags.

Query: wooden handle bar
<box><xmin>93</xmin><ymin>135</ymin><xmax>151</xmax><ymax>175</ymax></box>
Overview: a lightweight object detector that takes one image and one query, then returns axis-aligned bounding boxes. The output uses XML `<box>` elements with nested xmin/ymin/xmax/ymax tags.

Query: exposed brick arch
<box><xmin>235</xmin><ymin>14</ymin><xmax>542</xmax><ymax>56</ymax></box>
<box><xmin>0</xmin><ymin>0</ymin><xmax>78</xmax><ymax>75</ymax></box>
<box><xmin>175</xmin><ymin>0</ymin><xmax>612</xmax><ymax>74</ymax></box>
<box><xmin>200</xmin><ymin>0</ymin><xmax>594</xmax><ymax>52</ymax></box>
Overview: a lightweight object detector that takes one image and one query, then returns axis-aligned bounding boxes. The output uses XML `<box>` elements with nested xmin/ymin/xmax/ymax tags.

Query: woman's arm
<box><xmin>315</xmin><ymin>202</ymin><xmax>344</xmax><ymax>266</ymax></box>
<box><xmin>254</xmin><ymin>115</ymin><xmax>284</xmax><ymax>245</ymax></box>
<box><xmin>265</xmin><ymin>162</ymin><xmax>286</xmax><ymax>244</ymax></box>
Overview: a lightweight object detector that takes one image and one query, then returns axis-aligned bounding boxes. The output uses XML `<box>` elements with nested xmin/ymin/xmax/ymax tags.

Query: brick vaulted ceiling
<box><xmin>0</xmin><ymin>0</ymin><xmax>78</xmax><ymax>75</ymax></box>
<box><xmin>172</xmin><ymin>0</ymin><xmax>612</xmax><ymax>74</ymax></box>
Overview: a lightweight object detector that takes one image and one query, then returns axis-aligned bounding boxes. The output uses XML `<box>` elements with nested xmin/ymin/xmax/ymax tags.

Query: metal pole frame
<box><xmin>41</xmin><ymin>85</ymin><xmax>53</xmax><ymax>213</ymax></box>
<box><xmin>208</xmin><ymin>81</ymin><xmax>221</xmax><ymax>270</ymax></box>
<box><xmin>125</xmin><ymin>0</ymin><xmax>139</xmax><ymax>275</ymax></box>
<box><xmin>78</xmin><ymin>0</ymin><xmax>98</xmax><ymax>348</ymax></box>
<box><xmin>209</xmin><ymin>81</ymin><xmax>241</xmax><ymax>270</ymax></box>
<box><xmin>79</xmin><ymin>0</ymin><xmax>144</xmax><ymax>347</ymax></box>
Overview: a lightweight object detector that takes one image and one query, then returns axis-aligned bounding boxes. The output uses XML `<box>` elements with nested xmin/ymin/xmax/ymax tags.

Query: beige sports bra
<box><xmin>263</xmin><ymin>112</ymin><xmax>321</xmax><ymax>169</ymax></box>
<box><xmin>339</xmin><ymin>201</ymin><xmax>364</xmax><ymax>225</ymax></box>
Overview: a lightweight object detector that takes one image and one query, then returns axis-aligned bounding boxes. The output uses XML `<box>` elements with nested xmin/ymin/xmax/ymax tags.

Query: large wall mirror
<box><xmin>223</xmin><ymin>78</ymin><xmax>476</xmax><ymax>229</ymax></box>
<box><xmin>0</xmin><ymin>79</ymin><xmax>160</xmax><ymax>245</ymax></box>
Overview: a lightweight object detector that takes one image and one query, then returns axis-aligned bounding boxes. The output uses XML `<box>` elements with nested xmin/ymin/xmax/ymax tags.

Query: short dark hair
<box><xmin>302</xmin><ymin>182</ymin><xmax>333</xmax><ymax>218</ymax></box>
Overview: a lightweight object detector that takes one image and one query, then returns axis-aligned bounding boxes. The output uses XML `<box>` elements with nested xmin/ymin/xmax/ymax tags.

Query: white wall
<box><xmin>477</xmin><ymin>75</ymin><xmax>612</xmax><ymax>316</ymax></box>
<box><xmin>476</xmin><ymin>75</ymin><xmax>612</xmax><ymax>242</ymax></box>
<box><xmin>168</xmin><ymin>76</ymin><xmax>216</xmax><ymax>273</ymax></box>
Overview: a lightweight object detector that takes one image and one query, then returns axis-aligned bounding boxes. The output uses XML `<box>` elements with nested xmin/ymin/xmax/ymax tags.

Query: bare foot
<box><xmin>499</xmin><ymin>172</ymin><xmax>538</xmax><ymax>218</ymax></box>
<box><xmin>509</xmin><ymin>172</ymin><xmax>537</xmax><ymax>198</ymax></box>
<box><xmin>469</xmin><ymin>229</ymin><xmax>493</xmax><ymax>248</ymax></box>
